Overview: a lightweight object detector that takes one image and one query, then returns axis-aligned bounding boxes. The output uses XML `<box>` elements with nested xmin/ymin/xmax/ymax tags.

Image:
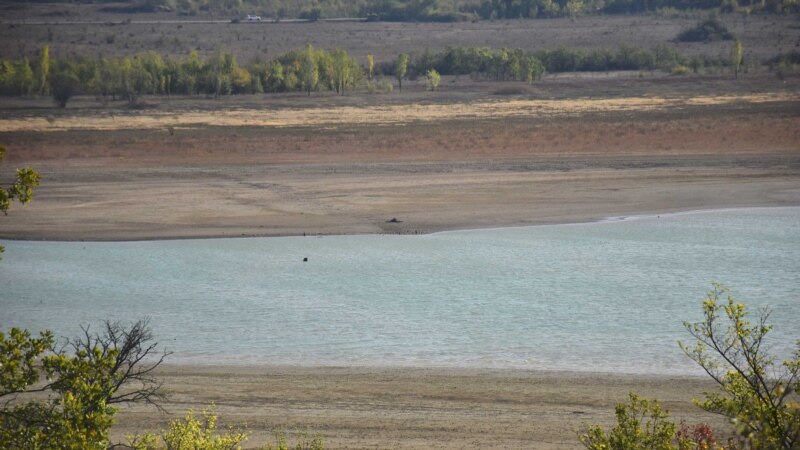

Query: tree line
<box><xmin>0</xmin><ymin>44</ymin><xmax>365</xmax><ymax>105</ymax></box>
<box><xmin>0</xmin><ymin>43</ymin><xmax>747</xmax><ymax>106</ymax></box>
<box><xmin>390</xmin><ymin>45</ymin><xmax>735</xmax><ymax>81</ymax></box>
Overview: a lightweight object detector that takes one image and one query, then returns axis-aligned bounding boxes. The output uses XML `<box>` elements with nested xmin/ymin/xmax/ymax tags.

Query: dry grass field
<box><xmin>1</xmin><ymin>2</ymin><xmax>799</xmax><ymax>64</ymax></box>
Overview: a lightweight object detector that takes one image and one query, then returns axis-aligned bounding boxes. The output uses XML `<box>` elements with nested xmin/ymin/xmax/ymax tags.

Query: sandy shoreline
<box><xmin>4</xmin><ymin>201</ymin><xmax>800</xmax><ymax>243</ymax></box>
<box><xmin>109</xmin><ymin>364</ymin><xmax>727</xmax><ymax>449</ymax></box>
<box><xmin>2</xmin><ymin>160</ymin><xmax>798</xmax><ymax>242</ymax></box>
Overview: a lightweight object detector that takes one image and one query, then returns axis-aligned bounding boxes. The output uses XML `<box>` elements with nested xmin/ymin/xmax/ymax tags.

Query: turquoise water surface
<box><xmin>1</xmin><ymin>207</ymin><xmax>798</xmax><ymax>375</ymax></box>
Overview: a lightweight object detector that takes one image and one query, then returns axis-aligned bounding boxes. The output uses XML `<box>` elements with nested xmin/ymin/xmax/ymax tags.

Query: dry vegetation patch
<box><xmin>0</xmin><ymin>93</ymin><xmax>795</xmax><ymax>133</ymax></box>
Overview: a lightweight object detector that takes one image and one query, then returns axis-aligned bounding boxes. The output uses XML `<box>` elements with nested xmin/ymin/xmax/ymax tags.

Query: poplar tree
<box><xmin>302</xmin><ymin>44</ymin><xmax>319</xmax><ymax>95</ymax></box>
<box><xmin>37</xmin><ymin>45</ymin><xmax>50</xmax><ymax>96</ymax></box>
<box><xmin>396</xmin><ymin>53</ymin><xmax>408</xmax><ymax>92</ymax></box>
<box><xmin>426</xmin><ymin>69</ymin><xmax>440</xmax><ymax>91</ymax></box>
<box><xmin>732</xmin><ymin>39</ymin><xmax>743</xmax><ymax>79</ymax></box>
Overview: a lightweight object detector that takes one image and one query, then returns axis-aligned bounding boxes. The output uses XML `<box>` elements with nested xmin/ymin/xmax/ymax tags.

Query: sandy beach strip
<box><xmin>109</xmin><ymin>365</ymin><xmax>729</xmax><ymax>449</ymax></box>
<box><xmin>1</xmin><ymin>161</ymin><xmax>798</xmax><ymax>241</ymax></box>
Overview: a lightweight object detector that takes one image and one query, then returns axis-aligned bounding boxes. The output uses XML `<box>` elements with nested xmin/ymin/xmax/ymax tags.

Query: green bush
<box><xmin>50</xmin><ymin>70</ymin><xmax>80</xmax><ymax>107</ymax></box>
<box><xmin>580</xmin><ymin>393</ymin><xmax>727</xmax><ymax>449</ymax></box>
<box><xmin>680</xmin><ymin>284</ymin><xmax>800</xmax><ymax>449</ymax></box>
<box><xmin>264</xmin><ymin>430</ymin><xmax>324</xmax><ymax>450</ymax></box>
<box><xmin>582</xmin><ymin>284</ymin><xmax>800</xmax><ymax>450</ymax></box>
<box><xmin>426</xmin><ymin>68</ymin><xmax>441</xmax><ymax>91</ymax></box>
<box><xmin>677</xmin><ymin>17</ymin><xmax>735</xmax><ymax>42</ymax></box>
<box><xmin>366</xmin><ymin>78</ymin><xmax>393</xmax><ymax>93</ymax></box>
<box><xmin>580</xmin><ymin>393</ymin><xmax>684</xmax><ymax>450</ymax></box>
<box><xmin>128</xmin><ymin>408</ymin><xmax>324</xmax><ymax>450</ymax></box>
<box><xmin>128</xmin><ymin>407</ymin><xmax>249</xmax><ymax>450</ymax></box>
<box><xmin>768</xmin><ymin>51</ymin><xmax>800</xmax><ymax>80</ymax></box>
<box><xmin>671</xmin><ymin>65</ymin><xmax>692</xmax><ymax>75</ymax></box>
<box><xmin>411</xmin><ymin>47</ymin><xmax>545</xmax><ymax>82</ymax></box>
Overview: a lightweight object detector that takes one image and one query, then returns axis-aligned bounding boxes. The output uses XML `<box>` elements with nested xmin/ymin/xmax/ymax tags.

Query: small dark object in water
<box><xmin>386</xmin><ymin>217</ymin><xmax>402</xmax><ymax>223</ymax></box>
<box><xmin>303</xmin><ymin>257</ymin><xmax>308</xmax><ymax>262</ymax></box>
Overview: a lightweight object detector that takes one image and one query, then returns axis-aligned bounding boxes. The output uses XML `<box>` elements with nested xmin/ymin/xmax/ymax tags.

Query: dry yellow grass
<box><xmin>1</xmin><ymin>93</ymin><xmax>794</xmax><ymax>133</ymax></box>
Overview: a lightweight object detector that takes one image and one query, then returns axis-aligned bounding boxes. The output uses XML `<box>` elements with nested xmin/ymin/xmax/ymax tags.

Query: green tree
<box><xmin>50</xmin><ymin>68</ymin><xmax>80</xmax><ymax>108</ymax></box>
<box><xmin>231</xmin><ymin>66</ymin><xmax>252</xmax><ymax>94</ymax></box>
<box><xmin>137</xmin><ymin>51</ymin><xmax>166</xmax><ymax>96</ymax></box>
<box><xmin>0</xmin><ymin>320</ymin><xmax>168</xmax><ymax>449</ymax></box>
<box><xmin>11</xmin><ymin>58</ymin><xmax>35</xmax><ymax>96</ymax></box>
<box><xmin>679</xmin><ymin>284</ymin><xmax>800</xmax><ymax>449</ymax></box>
<box><xmin>126</xmin><ymin>58</ymin><xmax>156</xmax><ymax>103</ymax></box>
<box><xmin>732</xmin><ymin>39</ymin><xmax>743</xmax><ymax>79</ymax></box>
<box><xmin>330</xmin><ymin>49</ymin><xmax>361</xmax><ymax>95</ymax></box>
<box><xmin>37</xmin><ymin>45</ymin><xmax>50</xmax><ymax>96</ymax></box>
<box><xmin>252</xmin><ymin>73</ymin><xmax>264</xmax><ymax>94</ymax></box>
<box><xmin>396</xmin><ymin>53</ymin><xmax>409</xmax><ymax>92</ymax></box>
<box><xmin>426</xmin><ymin>68</ymin><xmax>441</xmax><ymax>91</ymax></box>
<box><xmin>204</xmin><ymin>49</ymin><xmax>233</xmax><ymax>98</ymax></box>
<box><xmin>524</xmin><ymin>57</ymin><xmax>545</xmax><ymax>84</ymax></box>
<box><xmin>179</xmin><ymin>50</ymin><xmax>202</xmax><ymax>95</ymax></box>
<box><xmin>565</xmin><ymin>0</ymin><xmax>585</xmax><ymax>17</ymax></box>
<box><xmin>268</xmin><ymin>60</ymin><xmax>285</xmax><ymax>91</ymax></box>
<box><xmin>367</xmin><ymin>54</ymin><xmax>374</xmax><ymax>81</ymax></box>
<box><xmin>0</xmin><ymin>145</ymin><xmax>40</xmax><ymax>259</ymax></box>
<box><xmin>301</xmin><ymin>44</ymin><xmax>319</xmax><ymax>95</ymax></box>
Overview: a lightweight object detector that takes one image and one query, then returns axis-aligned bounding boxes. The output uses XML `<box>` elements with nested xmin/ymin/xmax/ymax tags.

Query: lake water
<box><xmin>1</xmin><ymin>207</ymin><xmax>798</xmax><ymax>375</ymax></box>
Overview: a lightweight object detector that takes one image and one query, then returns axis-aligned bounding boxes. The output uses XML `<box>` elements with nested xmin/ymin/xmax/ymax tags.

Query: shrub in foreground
<box><xmin>128</xmin><ymin>407</ymin><xmax>324</xmax><ymax>450</ymax></box>
<box><xmin>582</xmin><ymin>284</ymin><xmax>799</xmax><ymax>449</ymax></box>
<box><xmin>0</xmin><ymin>319</ymin><xmax>167</xmax><ymax>449</ymax></box>
<box><xmin>128</xmin><ymin>407</ymin><xmax>248</xmax><ymax>450</ymax></box>
<box><xmin>580</xmin><ymin>393</ymin><xmax>682</xmax><ymax>449</ymax></box>
<box><xmin>680</xmin><ymin>284</ymin><xmax>800</xmax><ymax>449</ymax></box>
<box><xmin>580</xmin><ymin>393</ymin><xmax>727</xmax><ymax>449</ymax></box>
